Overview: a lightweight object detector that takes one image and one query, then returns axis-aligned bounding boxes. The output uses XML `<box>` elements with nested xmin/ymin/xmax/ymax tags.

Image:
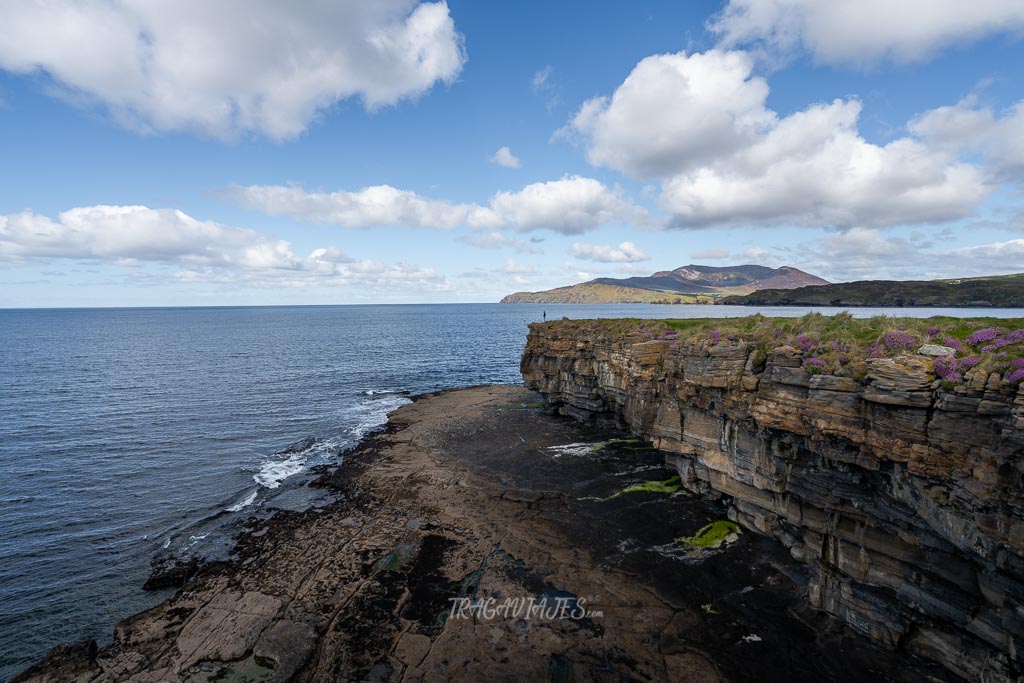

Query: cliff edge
<box><xmin>522</xmin><ymin>317</ymin><xmax>1024</xmax><ymax>682</ymax></box>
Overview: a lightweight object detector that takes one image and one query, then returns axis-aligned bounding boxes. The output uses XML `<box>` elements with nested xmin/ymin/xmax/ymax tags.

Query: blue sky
<box><xmin>1</xmin><ymin>0</ymin><xmax>1023</xmax><ymax>307</ymax></box>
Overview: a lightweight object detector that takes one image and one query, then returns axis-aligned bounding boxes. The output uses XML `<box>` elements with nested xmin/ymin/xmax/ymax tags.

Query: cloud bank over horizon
<box><xmin>1</xmin><ymin>1</ymin><xmax>1023</xmax><ymax>304</ymax></box>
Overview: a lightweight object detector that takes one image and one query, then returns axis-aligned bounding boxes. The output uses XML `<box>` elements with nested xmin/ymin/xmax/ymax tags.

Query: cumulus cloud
<box><xmin>569</xmin><ymin>241</ymin><xmax>650</xmax><ymax>263</ymax></box>
<box><xmin>948</xmin><ymin>238</ymin><xmax>1024</xmax><ymax>273</ymax></box>
<box><xmin>230</xmin><ymin>176</ymin><xmax>645</xmax><ymax>235</ymax></box>
<box><xmin>0</xmin><ymin>1</ymin><xmax>465</xmax><ymax>140</ymax></box>
<box><xmin>459</xmin><ymin>231</ymin><xmax>542</xmax><ymax>254</ymax></box>
<box><xmin>489</xmin><ymin>146</ymin><xmax>522</xmax><ymax>168</ymax></box>
<box><xmin>227</xmin><ymin>185</ymin><xmax>469</xmax><ymax>229</ymax></box>
<box><xmin>0</xmin><ymin>205</ymin><xmax>447</xmax><ymax>289</ymax></box>
<box><xmin>472</xmin><ymin>177</ymin><xmax>646</xmax><ymax>234</ymax></box>
<box><xmin>784</xmin><ymin>227</ymin><xmax>1024</xmax><ymax>282</ymax></box>
<box><xmin>566</xmin><ymin>49</ymin><xmax>988</xmax><ymax>229</ymax></box>
<box><xmin>909</xmin><ymin>97</ymin><xmax>1024</xmax><ymax>179</ymax></box>
<box><xmin>566</xmin><ymin>50</ymin><xmax>774</xmax><ymax>178</ymax></box>
<box><xmin>709</xmin><ymin>0</ymin><xmax>1024</xmax><ymax>66</ymax></box>
<box><xmin>0</xmin><ymin>205</ymin><xmax>306</xmax><ymax>267</ymax></box>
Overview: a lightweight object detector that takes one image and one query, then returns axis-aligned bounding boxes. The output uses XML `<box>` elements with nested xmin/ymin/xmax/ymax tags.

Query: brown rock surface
<box><xmin>15</xmin><ymin>386</ymin><xmax>953</xmax><ymax>682</ymax></box>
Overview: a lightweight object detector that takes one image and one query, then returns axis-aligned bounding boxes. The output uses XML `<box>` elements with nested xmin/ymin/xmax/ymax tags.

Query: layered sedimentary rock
<box><xmin>522</xmin><ymin>322</ymin><xmax>1024</xmax><ymax>682</ymax></box>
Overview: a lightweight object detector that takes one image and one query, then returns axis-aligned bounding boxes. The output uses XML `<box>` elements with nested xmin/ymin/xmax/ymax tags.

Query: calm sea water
<box><xmin>2</xmin><ymin>303</ymin><xmax>1023</xmax><ymax>678</ymax></box>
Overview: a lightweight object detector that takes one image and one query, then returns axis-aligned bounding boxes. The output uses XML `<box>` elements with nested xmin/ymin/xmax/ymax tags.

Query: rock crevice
<box><xmin>521</xmin><ymin>322</ymin><xmax>1024</xmax><ymax>682</ymax></box>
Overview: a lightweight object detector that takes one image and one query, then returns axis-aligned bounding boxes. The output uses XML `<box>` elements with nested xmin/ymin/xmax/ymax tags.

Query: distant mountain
<box><xmin>721</xmin><ymin>272</ymin><xmax>1024</xmax><ymax>308</ymax></box>
<box><xmin>500</xmin><ymin>264</ymin><xmax>829</xmax><ymax>304</ymax></box>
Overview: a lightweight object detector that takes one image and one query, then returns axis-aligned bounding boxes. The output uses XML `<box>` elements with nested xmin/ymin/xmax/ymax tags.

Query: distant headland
<box><xmin>499</xmin><ymin>264</ymin><xmax>828</xmax><ymax>304</ymax></box>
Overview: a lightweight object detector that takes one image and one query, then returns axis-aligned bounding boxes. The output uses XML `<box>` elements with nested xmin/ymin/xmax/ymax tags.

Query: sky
<box><xmin>1</xmin><ymin>0</ymin><xmax>1024</xmax><ymax>307</ymax></box>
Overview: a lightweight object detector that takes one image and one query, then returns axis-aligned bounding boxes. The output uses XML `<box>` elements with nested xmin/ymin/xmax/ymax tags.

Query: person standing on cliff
<box><xmin>543</xmin><ymin>311</ymin><xmax>547</xmax><ymax>321</ymax></box>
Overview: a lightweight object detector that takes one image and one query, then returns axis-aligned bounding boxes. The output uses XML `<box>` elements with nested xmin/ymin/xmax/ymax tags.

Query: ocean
<box><xmin>2</xmin><ymin>303</ymin><xmax>1023</xmax><ymax>678</ymax></box>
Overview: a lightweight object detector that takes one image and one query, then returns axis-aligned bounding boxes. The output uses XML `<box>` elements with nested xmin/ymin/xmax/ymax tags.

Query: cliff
<box><xmin>522</xmin><ymin>319</ymin><xmax>1024</xmax><ymax>682</ymax></box>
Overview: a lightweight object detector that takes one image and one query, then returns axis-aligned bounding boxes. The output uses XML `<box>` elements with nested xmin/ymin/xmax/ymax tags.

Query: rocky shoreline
<box><xmin>14</xmin><ymin>385</ymin><xmax>955</xmax><ymax>682</ymax></box>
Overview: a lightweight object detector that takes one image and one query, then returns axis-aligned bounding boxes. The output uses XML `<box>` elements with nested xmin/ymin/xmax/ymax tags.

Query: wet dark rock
<box><xmin>10</xmin><ymin>639</ymin><xmax>96</xmax><ymax>683</ymax></box>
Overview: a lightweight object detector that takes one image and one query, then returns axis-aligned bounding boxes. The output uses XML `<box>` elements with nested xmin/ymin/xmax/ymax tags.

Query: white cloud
<box><xmin>531</xmin><ymin>65</ymin><xmax>561</xmax><ymax>110</ymax></box>
<box><xmin>227</xmin><ymin>184</ymin><xmax>469</xmax><ymax>229</ymax></box>
<box><xmin>909</xmin><ymin>97</ymin><xmax>1024</xmax><ymax>179</ymax></box>
<box><xmin>567</xmin><ymin>50</ymin><xmax>774</xmax><ymax>178</ymax></box>
<box><xmin>459</xmin><ymin>231</ymin><xmax>542</xmax><ymax>254</ymax></box>
<box><xmin>502</xmin><ymin>259</ymin><xmax>536</xmax><ymax>274</ymax></box>
<box><xmin>472</xmin><ymin>176</ymin><xmax>646</xmax><ymax>234</ymax></box>
<box><xmin>785</xmin><ymin>227</ymin><xmax>1024</xmax><ymax>282</ymax></box>
<box><xmin>532</xmin><ymin>66</ymin><xmax>554</xmax><ymax>91</ymax></box>
<box><xmin>566</xmin><ymin>49</ymin><xmax>988</xmax><ymax>229</ymax></box>
<box><xmin>949</xmin><ymin>238</ymin><xmax>1024</xmax><ymax>272</ymax></box>
<box><xmin>709</xmin><ymin>0</ymin><xmax>1024</xmax><ymax>67</ymax></box>
<box><xmin>230</xmin><ymin>176</ymin><xmax>645</xmax><ymax>235</ymax></box>
<box><xmin>0</xmin><ymin>205</ymin><xmax>305</xmax><ymax>267</ymax></box>
<box><xmin>569</xmin><ymin>241</ymin><xmax>650</xmax><ymax>263</ymax></box>
<box><xmin>0</xmin><ymin>205</ymin><xmax>447</xmax><ymax>289</ymax></box>
<box><xmin>489</xmin><ymin>146</ymin><xmax>522</xmax><ymax>168</ymax></box>
<box><xmin>0</xmin><ymin>1</ymin><xmax>465</xmax><ymax>140</ymax></box>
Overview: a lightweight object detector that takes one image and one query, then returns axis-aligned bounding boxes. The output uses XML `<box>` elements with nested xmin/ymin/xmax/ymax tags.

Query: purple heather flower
<box><xmin>992</xmin><ymin>329</ymin><xmax>1024</xmax><ymax>348</ymax></box>
<box><xmin>966</xmin><ymin>328</ymin><xmax>1000</xmax><ymax>345</ymax></box>
<box><xmin>1007</xmin><ymin>368</ymin><xmax>1024</xmax><ymax>384</ymax></box>
<box><xmin>794</xmin><ymin>335</ymin><xmax>816</xmax><ymax>352</ymax></box>
<box><xmin>943</xmin><ymin>338</ymin><xmax>966</xmax><ymax>354</ymax></box>
<box><xmin>926</xmin><ymin>326</ymin><xmax>939</xmax><ymax>337</ymax></box>
<box><xmin>1012</xmin><ymin>358</ymin><xmax>1024</xmax><ymax>369</ymax></box>
<box><xmin>934</xmin><ymin>356</ymin><xmax>963</xmax><ymax>383</ymax></box>
<box><xmin>960</xmin><ymin>357</ymin><xmax>982</xmax><ymax>370</ymax></box>
<box><xmin>709</xmin><ymin>331</ymin><xmax>722</xmax><ymax>345</ymax></box>
<box><xmin>935</xmin><ymin>356</ymin><xmax>981</xmax><ymax>383</ymax></box>
<box><xmin>981</xmin><ymin>345</ymin><xmax>997</xmax><ymax>353</ymax></box>
<box><xmin>883</xmin><ymin>330</ymin><xmax>918</xmax><ymax>352</ymax></box>
<box><xmin>802</xmin><ymin>357</ymin><xmax>826</xmax><ymax>373</ymax></box>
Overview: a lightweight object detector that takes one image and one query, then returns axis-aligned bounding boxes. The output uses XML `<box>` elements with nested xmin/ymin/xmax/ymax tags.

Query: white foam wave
<box><xmin>254</xmin><ymin>453</ymin><xmax>307</xmax><ymax>489</ymax></box>
<box><xmin>546</xmin><ymin>442</ymin><xmax>600</xmax><ymax>458</ymax></box>
<box><xmin>227</xmin><ymin>489</ymin><xmax>259</xmax><ymax>512</ymax></box>
<box><xmin>183</xmin><ymin>533</ymin><xmax>209</xmax><ymax>550</ymax></box>
<box><xmin>348</xmin><ymin>395</ymin><xmax>411</xmax><ymax>440</ymax></box>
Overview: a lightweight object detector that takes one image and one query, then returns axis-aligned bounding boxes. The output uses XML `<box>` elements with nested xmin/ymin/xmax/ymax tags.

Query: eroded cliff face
<box><xmin>522</xmin><ymin>321</ymin><xmax>1024</xmax><ymax>682</ymax></box>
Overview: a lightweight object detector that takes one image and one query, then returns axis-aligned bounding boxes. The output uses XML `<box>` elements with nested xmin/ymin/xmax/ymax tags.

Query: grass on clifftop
<box><xmin>546</xmin><ymin>312</ymin><xmax>1024</xmax><ymax>387</ymax></box>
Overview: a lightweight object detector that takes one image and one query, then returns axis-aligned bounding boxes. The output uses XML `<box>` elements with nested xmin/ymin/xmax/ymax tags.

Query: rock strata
<box><xmin>522</xmin><ymin>321</ymin><xmax>1024</xmax><ymax>683</ymax></box>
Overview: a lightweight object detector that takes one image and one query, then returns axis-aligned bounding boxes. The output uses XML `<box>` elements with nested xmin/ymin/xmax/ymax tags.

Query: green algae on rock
<box><xmin>677</xmin><ymin>521</ymin><xmax>741</xmax><ymax>549</ymax></box>
<box><xmin>600</xmin><ymin>475</ymin><xmax>683</xmax><ymax>501</ymax></box>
